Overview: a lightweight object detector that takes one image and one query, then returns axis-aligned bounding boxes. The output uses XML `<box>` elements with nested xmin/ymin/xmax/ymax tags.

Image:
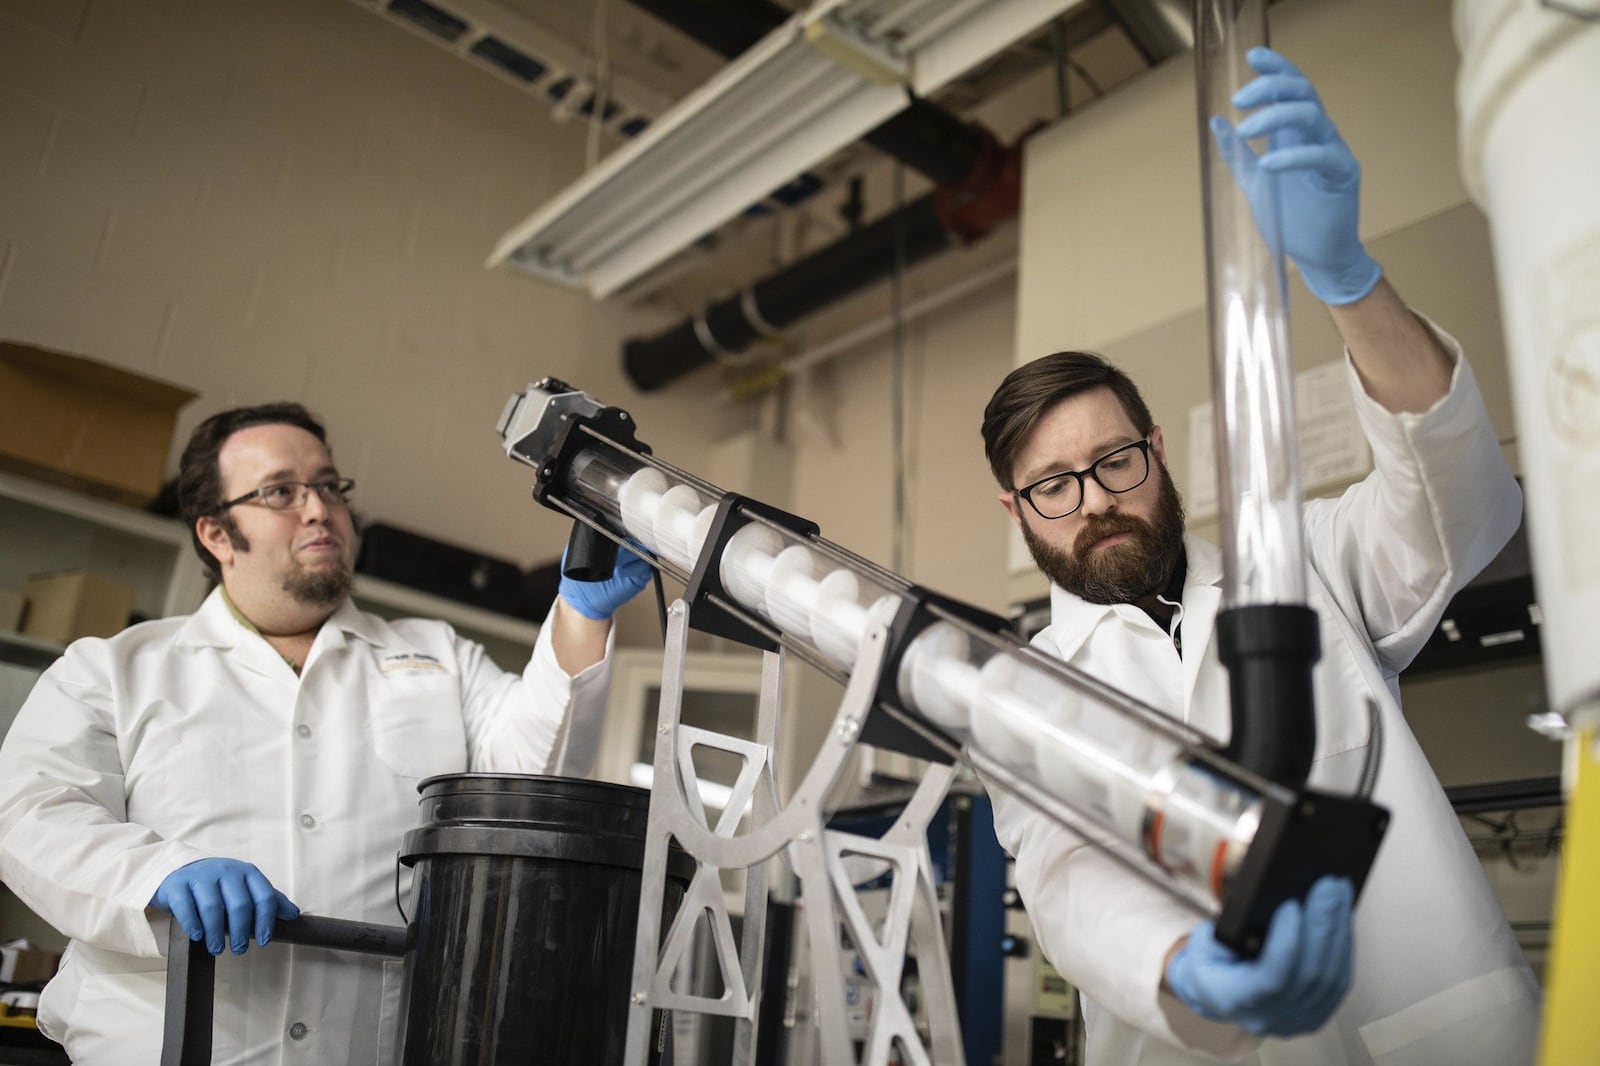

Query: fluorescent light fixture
<box><xmin>490</xmin><ymin>0</ymin><xmax>1086</xmax><ymax>298</ymax></box>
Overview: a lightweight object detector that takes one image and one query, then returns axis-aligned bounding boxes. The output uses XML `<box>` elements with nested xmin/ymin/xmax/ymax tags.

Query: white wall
<box><xmin>0</xmin><ymin>0</ymin><xmax>733</xmax><ymax>573</ymax></box>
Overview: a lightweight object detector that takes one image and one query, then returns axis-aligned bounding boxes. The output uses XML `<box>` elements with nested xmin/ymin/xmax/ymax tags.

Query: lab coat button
<box><xmin>299</xmin><ymin>814</ymin><xmax>316</xmax><ymax>829</ymax></box>
<box><xmin>296</xmin><ymin>724</ymin><xmax>312</xmax><ymax>738</ymax></box>
<box><xmin>288</xmin><ymin>1022</ymin><xmax>308</xmax><ymax>1040</ymax></box>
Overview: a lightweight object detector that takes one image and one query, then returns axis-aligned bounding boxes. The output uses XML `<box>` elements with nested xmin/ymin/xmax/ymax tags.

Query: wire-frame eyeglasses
<box><xmin>218</xmin><ymin>478</ymin><xmax>356</xmax><ymax>513</ymax></box>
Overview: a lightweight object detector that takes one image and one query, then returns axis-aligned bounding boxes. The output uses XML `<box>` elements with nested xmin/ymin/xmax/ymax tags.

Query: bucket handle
<box><xmin>394</xmin><ymin>851</ymin><xmax>410</xmax><ymax>925</ymax></box>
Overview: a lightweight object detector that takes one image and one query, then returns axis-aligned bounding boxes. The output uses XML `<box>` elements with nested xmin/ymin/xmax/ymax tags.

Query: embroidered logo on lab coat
<box><xmin>381</xmin><ymin>652</ymin><xmax>448</xmax><ymax>675</ymax></box>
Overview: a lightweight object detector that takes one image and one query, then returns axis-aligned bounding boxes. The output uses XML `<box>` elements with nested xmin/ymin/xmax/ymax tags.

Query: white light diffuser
<box><xmin>489</xmin><ymin>0</ymin><xmax>1087</xmax><ymax>298</ymax></box>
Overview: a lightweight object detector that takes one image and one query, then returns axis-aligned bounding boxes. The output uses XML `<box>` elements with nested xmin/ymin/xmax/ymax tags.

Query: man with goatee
<box><xmin>979</xmin><ymin>48</ymin><xmax>1539</xmax><ymax>1066</ymax></box>
<box><xmin>0</xmin><ymin>402</ymin><xmax>650</xmax><ymax>1063</ymax></box>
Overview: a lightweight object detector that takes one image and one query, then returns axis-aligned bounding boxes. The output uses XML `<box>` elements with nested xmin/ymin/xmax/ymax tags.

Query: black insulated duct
<box><xmin>624</xmin><ymin>0</ymin><xmax>794</xmax><ymax>63</ymax></box>
<box><xmin>624</xmin><ymin>195</ymin><xmax>954</xmax><ymax>391</ymax></box>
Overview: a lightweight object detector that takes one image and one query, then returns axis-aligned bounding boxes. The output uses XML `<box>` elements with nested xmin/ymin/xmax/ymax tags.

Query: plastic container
<box><xmin>396</xmin><ymin>774</ymin><xmax>694</xmax><ymax>1065</ymax></box>
<box><xmin>1456</xmin><ymin>0</ymin><xmax>1600</xmax><ymax>716</ymax></box>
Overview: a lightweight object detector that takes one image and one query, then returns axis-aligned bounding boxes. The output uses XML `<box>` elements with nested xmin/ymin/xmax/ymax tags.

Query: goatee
<box><xmin>1022</xmin><ymin>466</ymin><xmax>1186</xmax><ymax>604</ymax></box>
<box><xmin>284</xmin><ymin>566</ymin><xmax>353</xmax><ymax>608</ymax></box>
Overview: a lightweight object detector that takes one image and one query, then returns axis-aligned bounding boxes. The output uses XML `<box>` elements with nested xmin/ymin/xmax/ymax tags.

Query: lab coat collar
<box><xmin>320</xmin><ymin>595</ymin><xmax>390</xmax><ymax>649</ymax></box>
<box><xmin>175</xmin><ymin>587</ymin><xmax>248</xmax><ymax>650</ymax></box>
<box><xmin>173</xmin><ymin>588</ymin><xmax>292</xmax><ymax>679</ymax></box>
<box><xmin>1046</xmin><ymin>533</ymin><xmax>1224</xmax><ymax>662</ymax></box>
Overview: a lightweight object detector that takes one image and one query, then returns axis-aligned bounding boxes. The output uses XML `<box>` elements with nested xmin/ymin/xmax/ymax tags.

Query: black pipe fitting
<box><xmin>1216</xmin><ymin>604</ymin><xmax>1322</xmax><ymax>789</ymax></box>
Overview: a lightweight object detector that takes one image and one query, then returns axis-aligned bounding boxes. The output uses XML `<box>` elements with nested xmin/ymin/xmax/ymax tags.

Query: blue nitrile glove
<box><xmin>1210</xmin><ymin>48</ymin><xmax>1381</xmax><ymax>305</ymax></box>
<box><xmin>150</xmin><ymin>858</ymin><xmax>300</xmax><ymax>956</ymax></box>
<box><xmin>558</xmin><ymin>545</ymin><xmax>653</xmax><ymax>620</ymax></box>
<box><xmin>1165</xmin><ymin>876</ymin><xmax>1355</xmax><ymax>1037</ymax></box>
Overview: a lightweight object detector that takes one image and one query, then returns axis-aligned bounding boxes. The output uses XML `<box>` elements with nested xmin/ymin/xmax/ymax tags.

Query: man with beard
<box><xmin>0</xmin><ymin>402</ymin><xmax>651</xmax><ymax>1063</ymax></box>
<box><xmin>978</xmin><ymin>49</ymin><xmax>1538</xmax><ymax>1066</ymax></box>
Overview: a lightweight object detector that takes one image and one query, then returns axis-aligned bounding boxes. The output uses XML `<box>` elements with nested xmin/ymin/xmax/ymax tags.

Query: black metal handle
<box><xmin>563</xmin><ymin>519</ymin><xmax>618</xmax><ymax>583</ymax></box>
<box><xmin>271</xmin><ymin>914</ymin><xmax>408</xmax><ymax>955</ymax></box>
<box><xmin>160</xmin><ymin>915</ymin><xmax>408</xmax><ymax>1066</ymax></box>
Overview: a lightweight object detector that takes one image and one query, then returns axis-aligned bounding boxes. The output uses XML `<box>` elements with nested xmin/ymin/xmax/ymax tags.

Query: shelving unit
<box><xmin>0</xmin><ymin>469</ymin><xmax>209</xmax><ymax>626</ymax></box>
<box><xmin>0</xmin><ymin>472</ymin><xmax>180</xmax><ymax>1037</ymax></box>
<box><xmin>0</xmin><ymin>631</ymin><xmax>63</xmax><ymax>672</ymax></box>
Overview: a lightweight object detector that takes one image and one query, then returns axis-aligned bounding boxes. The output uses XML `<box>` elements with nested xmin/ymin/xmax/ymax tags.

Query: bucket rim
<box><xmin>415</xmin><ymin>772</ymin><xmax>652</xmax><ymax>803</ymax></box>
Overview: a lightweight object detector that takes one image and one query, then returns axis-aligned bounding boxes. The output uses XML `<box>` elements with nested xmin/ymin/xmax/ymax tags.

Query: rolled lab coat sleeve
<box><xmin>990</xmin><ymin>774</ymin><xmax>1261</xmax><ymax>1060</ymax></box>
<box><xmin>0</xmin><ymin>641</ymin><xmax>210</xmax><ymax>957</ymax></box>
<box><xmin>1304</xmin><ymin>320</ymin><xmax>1520</xmax><ymax>674</ymax></box>
<box><xmin>457</xmin><ymin>599</ymin><xmax>614</xmax><ymax>776</ymax></box>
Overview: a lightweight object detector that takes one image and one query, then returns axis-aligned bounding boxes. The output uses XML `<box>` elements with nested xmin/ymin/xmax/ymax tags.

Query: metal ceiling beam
<box><xmin>1099</xmin><ymin>0</ymin><xmax>1193</xmax><ymax>66</ymax></box>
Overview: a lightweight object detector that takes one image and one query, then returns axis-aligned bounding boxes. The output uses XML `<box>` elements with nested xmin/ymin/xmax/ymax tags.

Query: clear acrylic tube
<box><xmin>898</xmin><ymin>621</ymin><xmax>1260</xmax><ymax>906</ymax></box>
<box><xmin>567</xmin><ymin>440</ymin><xmax>907</xmax><ymax>671</ymax></box>
<box><xmin>558</xmin><ymin>429</ymin><xmax>1263</xmax><ymax>908</ymax></box>
<box><xmin>1195</xmin><ymin>0</ymin><xmax>1308</xmax><ymax>608</ymax></box>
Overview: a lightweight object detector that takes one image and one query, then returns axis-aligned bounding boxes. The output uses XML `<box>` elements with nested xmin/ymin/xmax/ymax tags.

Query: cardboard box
<box><xmin>0</xmin><ymin>341</ymin><xmax>197</xmax><ymax>507</ymax></box>
<box><xmin>0</xmin><ymin>588</ymin><xmax>22</xmax><ymax>633</ymax></box>
<box><xmin>21</xmin><ymin>571</ymin><xmax>135</xmax><ymax>643</ymax></box>
<box><xmin>0</xmin><ymin>944</ymin><xmax>61</xmax><ymax>985</ymax></box>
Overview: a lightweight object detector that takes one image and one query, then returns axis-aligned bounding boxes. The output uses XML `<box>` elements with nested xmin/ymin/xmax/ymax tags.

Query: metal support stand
<box><xmin>791</xmin><ymin>762</ymin><xmax>963</xmax><ymax>1066</ymax></box>
<box><xmin>623</xmin><ymin>599</ymin><xmax>965</xmax><ymax>1066</ymax></box>
<box><xmin>624</xmin><ymin>598</ymin><xmax>785</xmax><ymax>1066</ymax></box>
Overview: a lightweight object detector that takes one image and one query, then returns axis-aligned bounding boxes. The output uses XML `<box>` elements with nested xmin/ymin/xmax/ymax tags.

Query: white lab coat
<box><xmin>992</xmin><ymin>331</ymin><xmax>1542</xmax><ymax>1065</ymax></box>
<box><xmin>0</xmin><ymin>589</ymin><xmax>613</xmax><ymax>1065</ymax></box>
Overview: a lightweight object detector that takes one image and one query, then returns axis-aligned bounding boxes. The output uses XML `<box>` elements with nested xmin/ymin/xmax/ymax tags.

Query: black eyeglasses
<box><xmin>219</xmin><ymin>477</ymin><xmax>355</xmax><ymax>513</ymax></box>
<box><xmin>1014</xmin><ymin>438</ymin><xmax>1153</xmax><ymax>520</ymax></box>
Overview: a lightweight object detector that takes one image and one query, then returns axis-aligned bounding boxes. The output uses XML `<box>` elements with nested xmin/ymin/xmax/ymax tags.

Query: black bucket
<box><xmin>396</xmin><ymin>774</ymin><xmax>694</xmax><ymax>1065</ymax></box>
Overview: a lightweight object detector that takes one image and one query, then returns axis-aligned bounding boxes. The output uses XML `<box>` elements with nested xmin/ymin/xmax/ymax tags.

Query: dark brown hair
<box><xmin>177</xmin><ymin>403</ymin><xmax>329</xmax><ymax>575</ymax></box>
<box><xmin>981</xmin><ymin>352</ymin><xmax>1154</xmax><ymax>489</ymax></box>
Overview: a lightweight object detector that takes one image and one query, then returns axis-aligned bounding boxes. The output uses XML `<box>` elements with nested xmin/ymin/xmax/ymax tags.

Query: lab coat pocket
<box><xmin>1357</xmin><ymin>966</ymin><xmax>1539</xmax><ymax>1065</ymax></box>
<box><xmin>62</xmin><ymin>965</ymin><xmax>167</xmax><ymax>1064</ymax></box>
<box><xmin>368</xmin><ymin>674</ymin><xmax>468</xmax><ymax>780</ymax></box>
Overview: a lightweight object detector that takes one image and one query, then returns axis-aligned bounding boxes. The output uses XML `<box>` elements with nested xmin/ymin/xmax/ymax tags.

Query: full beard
<box><xmin>283</xmin><ymin>563</ymin><xmax>353</xmax><ymax>608</ymax></box>
<box><xmin>1022</xmin><ymin>466</ymin><xmax>1187</xmax><ymax>605</ymax></box>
